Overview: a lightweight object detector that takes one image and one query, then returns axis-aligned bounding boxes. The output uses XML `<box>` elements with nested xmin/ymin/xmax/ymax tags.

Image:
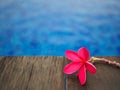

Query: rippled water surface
<box><xmin>0</xmin><ymin>0</ymin><xmax>120</xmax><ymax>55</ymax></box>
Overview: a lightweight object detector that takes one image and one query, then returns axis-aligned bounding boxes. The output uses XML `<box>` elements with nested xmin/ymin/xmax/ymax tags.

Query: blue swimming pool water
<box><xmin>0</xmin><ymin>0</ymin><xmax>120</xmax><ymax>56</ymax></box>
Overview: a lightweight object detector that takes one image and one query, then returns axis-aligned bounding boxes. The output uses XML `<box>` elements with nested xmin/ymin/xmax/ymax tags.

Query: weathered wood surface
<box><xmin>0</xmin><ymin>56</ymin><xmax>64</xmax><ymax>90</ymax></box>
<box><xmin>66</xmin><ymin>56</ymin><xmax>120</xmax><ymax>90</ymax></box>
<box><xmin>0</xmin><ymin>56</ymin><xmax>120</xmax><ymax>90</ymax></box>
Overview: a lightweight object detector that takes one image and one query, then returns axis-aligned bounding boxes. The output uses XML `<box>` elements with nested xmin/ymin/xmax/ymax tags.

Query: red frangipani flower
<box><xmin>63</xmin><ymin>47</ymin><xmax>97</xmax><ymax>85</ymax></box>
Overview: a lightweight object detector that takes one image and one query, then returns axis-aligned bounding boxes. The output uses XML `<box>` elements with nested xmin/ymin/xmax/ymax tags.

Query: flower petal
<box><xmin>86</xmin><ymin>61</ymin><xmax>97</xmax><ymax>74</ymax></box>
<box><xmin>78</xmin><ymin>47</ymin><xmax>90</xmax><ymax>61</ymax></box>
<box><xmin>66</xmin><ymin>50</ymin><xmax>81</xmax><ymax>62</ymax></box>
<box><xmin>63</xmin><ymin>62</ymin><xmax>82</xmax><ymax>74</ymax></box>
<box><xmin>78</xmin><ymin>65</ymin><xmax>86</xmax><ymax>85</ymax></box>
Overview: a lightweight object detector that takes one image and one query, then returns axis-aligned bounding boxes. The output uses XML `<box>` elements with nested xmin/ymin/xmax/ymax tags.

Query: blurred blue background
<box><xmin>0</xmin><ymin>0</ymin><xmax>120</xmax><ymax>56</ymax></box>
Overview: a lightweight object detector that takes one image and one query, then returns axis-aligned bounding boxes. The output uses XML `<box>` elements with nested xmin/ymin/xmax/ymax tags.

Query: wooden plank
<box><xmin>0</xmin><ymin>56</ymin><xmax>64</xmax><ymax>90</ymax></box>
<box><xmin>66</xmin><ymin>56</ymin><xmax>120</xmax><ymax>90</ymax></box>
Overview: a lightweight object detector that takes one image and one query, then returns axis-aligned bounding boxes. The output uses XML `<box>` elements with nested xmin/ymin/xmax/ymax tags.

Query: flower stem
<box><xmin>90</xmin><ymin>57</ymin><xmax>120</xmax><ymax>68</ymax></box>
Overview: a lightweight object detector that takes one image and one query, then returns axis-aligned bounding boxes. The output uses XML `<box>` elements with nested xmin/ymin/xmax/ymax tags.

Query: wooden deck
<box><xmin>0</xmin><ymin>56</ymin><xmax>120</xmax><ymax>90</ymax></box>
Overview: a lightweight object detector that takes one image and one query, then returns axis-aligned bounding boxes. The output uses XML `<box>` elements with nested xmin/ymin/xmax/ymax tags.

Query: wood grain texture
<box><xmin>0</xmin><ymin>56</ymin><xmax>64</xmax><ymax>90</ymax></box>
<box><xmin>0</xmin><ymin>56</ymin><xmax>120</xmax><ymax>90</ymax></box>
<box><xmin>66</xmin><ymin>56</ymin><xmax>120</xmax><ymax>90</ymax></box>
